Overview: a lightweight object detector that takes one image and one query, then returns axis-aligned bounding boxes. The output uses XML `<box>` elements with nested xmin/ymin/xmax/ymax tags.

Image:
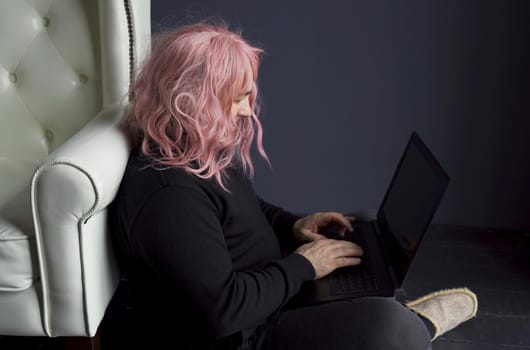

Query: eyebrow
<box><xmin>234</xmin><ymin>90</ymin><xmax>253</xmax><ymax>101</ymax></box>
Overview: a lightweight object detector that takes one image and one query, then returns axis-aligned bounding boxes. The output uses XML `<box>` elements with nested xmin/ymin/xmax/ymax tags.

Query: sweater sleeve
<box><xmin>130</xmin><ymin>186</ymin><xmax>314</xmax><ymax>340</ymax></box>
<box><xmin>257</xmin><ymin>196</ymin><xmax>302</xmax><ymax>253</ymax></box>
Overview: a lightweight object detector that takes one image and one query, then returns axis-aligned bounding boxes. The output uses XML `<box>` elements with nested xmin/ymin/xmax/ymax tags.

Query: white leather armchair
<box><xmin>0</xmin><ymin>0</ymin><xmax>150</xmax><ymax>347</ymax></box>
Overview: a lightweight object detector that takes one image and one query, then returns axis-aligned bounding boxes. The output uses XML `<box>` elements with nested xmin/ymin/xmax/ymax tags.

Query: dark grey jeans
<box><xmin>253</xmin><ymin>297</ymin><xmax>433</xmax><ymax>350</ymax></box>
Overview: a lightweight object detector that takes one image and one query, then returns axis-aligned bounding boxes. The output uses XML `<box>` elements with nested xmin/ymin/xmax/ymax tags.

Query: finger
<box><xmin>302</xmin><ymin>229</ymin><xmax>326</xmax><ymax>241</ymax></box>
<box><xmin>325</xmin><ymin>239</ymin><xmax>363</xmax><ymax>255</ymax></box>
<box><xmin>328</xmin><ymin>238</ymin><xmax>362</xmax><ymax>249</ymax></box>
<box><xmin>334</xmin><ymin>213</ymin><xmax>354</xmax><ymax>232</ymax></box>
<box><xmin>341</xmin><ymin>216</ymin><xmax>356</xmax><ymax>236</ymax></box>
<box><xmin>310</xmin><ymin>233</ymin><xmax>327</xmax><ymax>241</ymax></box>
<box><xmin>335</xmin><ymin>257</ymin><xmax>362</xmax><ymax>268</ymax></box>
<box><xmin>318</xmin><ymin>212</ymin><xmax>354</xmax><ymax>232</ymax></box>
<box><xmin>344</xmin><ymin>215</ymin><xmax>356</xmax><ymax>222</ymax></box>
<box><xmin>332</xmin><ymin>244</ymin><xmax>364</xmax><ymax>257</ymax></box>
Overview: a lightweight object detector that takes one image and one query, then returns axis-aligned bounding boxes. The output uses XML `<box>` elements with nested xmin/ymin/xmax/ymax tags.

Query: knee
<box><xmin>358</xmin><ymin>298</ymin><xmax>431</xmax><ymax>350</ymax></box>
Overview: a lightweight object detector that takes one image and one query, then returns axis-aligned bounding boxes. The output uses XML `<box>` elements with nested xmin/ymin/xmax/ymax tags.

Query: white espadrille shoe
<box><xmin>406</xmin><ymin>287</ymin><xmax>478</xmax><ymax>340</ymax></box>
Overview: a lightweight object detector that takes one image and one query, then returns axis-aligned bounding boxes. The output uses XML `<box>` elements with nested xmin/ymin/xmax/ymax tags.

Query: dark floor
<box><xmin>402</xmin><ymin>224</ymin><xmax>530</xmax><ymax>350</ymax></box>
<box><xmin>2</xmin><ymin>224</ymin><xmax>530</xmax><ymax>349</ymax></box>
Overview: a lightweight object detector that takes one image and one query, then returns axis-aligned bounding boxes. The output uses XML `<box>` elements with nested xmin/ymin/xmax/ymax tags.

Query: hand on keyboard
<box><xmin>323</xmin><ymin>224</ymin><xmax>363</xmax><ymax>246</ymax></box>
<box><xmin>295</xmin><ymin>238</ymin><xmax>364</xmax><ymax>280</ymax></box>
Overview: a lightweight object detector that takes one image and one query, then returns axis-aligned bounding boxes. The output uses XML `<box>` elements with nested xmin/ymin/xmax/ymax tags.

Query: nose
<box><xmin>238</xmin><ymin>96</ymin><xmax>252</xmax><ymax>118</ymax></box>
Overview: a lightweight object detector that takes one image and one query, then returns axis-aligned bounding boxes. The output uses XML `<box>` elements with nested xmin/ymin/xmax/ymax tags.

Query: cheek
<box><xmin>230</xmin><ymin>103</ymin><xmax>238</xmax><ymax>118</ymax></box>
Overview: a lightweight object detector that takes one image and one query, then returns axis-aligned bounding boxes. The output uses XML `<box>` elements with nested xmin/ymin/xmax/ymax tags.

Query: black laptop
<box><xmin>286</xmin><ymin>131</ymin><xmax>450</xmax><ymax>308</ymax></box>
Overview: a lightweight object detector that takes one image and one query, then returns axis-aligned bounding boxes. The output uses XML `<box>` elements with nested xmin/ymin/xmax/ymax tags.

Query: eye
<box><xmin>233</xmin><ymin>91</ymin><xmax>252</xmax><ymax>104</ymax></box>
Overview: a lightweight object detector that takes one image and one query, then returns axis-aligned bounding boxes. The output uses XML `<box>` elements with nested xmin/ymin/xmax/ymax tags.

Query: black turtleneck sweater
<box><xmin>110</xmin><ymin>148</ymin><xmax>315</xmax><ymax>349</ymax></box>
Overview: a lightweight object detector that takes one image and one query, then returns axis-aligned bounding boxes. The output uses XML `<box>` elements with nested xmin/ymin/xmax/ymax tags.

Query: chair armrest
<box><xmin>32</xmin><ymin>102</ymin><xmax>131</xmax><ymax>222</ymax></box>
<box><xmin>30</xmin><ymin>103</ymin><xmax>130</xmax><ymax>336</ymax></box>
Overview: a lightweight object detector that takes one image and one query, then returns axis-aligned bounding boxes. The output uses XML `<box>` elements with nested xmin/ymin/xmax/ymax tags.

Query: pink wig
<box><xmin>125</xmin><ymin>22</ymin><xmax>270</xmax><ymax>191</ymax></box>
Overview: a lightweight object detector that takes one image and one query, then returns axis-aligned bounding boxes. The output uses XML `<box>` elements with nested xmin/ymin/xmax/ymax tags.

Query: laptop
<box><xmin>286</xmin><ymin>131</ymin><xmax>450</xmax><ymax>308</ymax></box>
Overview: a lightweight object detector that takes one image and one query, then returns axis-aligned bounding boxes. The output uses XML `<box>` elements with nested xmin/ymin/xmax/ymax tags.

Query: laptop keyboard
<box><xmin>327</xmin><ymin>229</ymin><xmax>379</xmax><ymax>295</ymax></box>
<box><xmin>329</xmin><ymin>258</ymin><xmax>378</xmax><ymax>294</ymax></box>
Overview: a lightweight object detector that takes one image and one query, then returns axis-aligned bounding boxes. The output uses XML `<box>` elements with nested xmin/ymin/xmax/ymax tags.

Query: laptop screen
<box><xmin>377</xmin><ymin>132</ymin><xmax>449</xmax><ymax>287</ymax></box>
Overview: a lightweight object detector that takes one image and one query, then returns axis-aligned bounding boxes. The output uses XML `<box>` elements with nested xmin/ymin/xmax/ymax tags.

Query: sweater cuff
<box><xmin>268</xmin><ymin>253</ymin><xmax>315</xmax><ymax>306</ymax></box>
<box><xmin>284</xmin><ymin>253</ymin><xmax>315</xmax><ymax>280</ymax></box>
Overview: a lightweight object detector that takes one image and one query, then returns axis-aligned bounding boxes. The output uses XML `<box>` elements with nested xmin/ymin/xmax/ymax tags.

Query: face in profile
<box><xmin>230</xmin><ymin>64</ymin><xmax>254</xmax><ymax>120</ymax></box>
<box><xmin>231</xmin><ymin>89</ymin><xmax>252</xmax><ymax>120</ymax></box>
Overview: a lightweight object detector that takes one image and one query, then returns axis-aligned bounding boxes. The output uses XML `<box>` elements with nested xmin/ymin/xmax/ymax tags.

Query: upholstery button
<box><xmin>78</xmin><ymin>74</ymin><xmax>88</xmax><ymax>84</ymax></box>
<box><xmin>43</xmin><ymin>17</ymin><xmax>50</xmax><ymax>28</ymax></box>
<box><xmin>9</xmin><ymin>73</ymin><xmax>17</xmax><ymax>83</ymax></box>
<box><xmin>45</xmin><ymin>129</ymin><xmax>54</xmax><ymax>142</ymax></box>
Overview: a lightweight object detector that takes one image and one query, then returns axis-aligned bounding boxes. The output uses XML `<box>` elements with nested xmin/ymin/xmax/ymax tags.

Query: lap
<box><xmin>258</xmin><ymin>297</ymin><xmax>431</xmax><ymax>350</ymax></box>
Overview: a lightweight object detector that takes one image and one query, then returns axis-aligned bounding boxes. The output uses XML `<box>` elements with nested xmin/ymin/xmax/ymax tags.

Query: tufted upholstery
<box><xmin>0</xmin><ymin>0</ymin><xmax>150</xmax><ymax>337</ymax></box>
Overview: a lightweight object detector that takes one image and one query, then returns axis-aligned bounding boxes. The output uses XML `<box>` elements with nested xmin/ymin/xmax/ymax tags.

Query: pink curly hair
<box><xmin>125</xmin><ymin>22</ymin><xmax>270</xmax><ymax>191</ymax></box>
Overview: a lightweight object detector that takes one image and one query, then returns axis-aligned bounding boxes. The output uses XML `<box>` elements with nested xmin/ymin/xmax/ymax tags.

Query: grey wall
<box><xmin>151</xmin><ymin>0</ymin><xmax>530</xmax><ymax>230</ymax></box>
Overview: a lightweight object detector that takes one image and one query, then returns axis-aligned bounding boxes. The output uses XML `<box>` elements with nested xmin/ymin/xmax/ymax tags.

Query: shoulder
<box><xmin>118</xmin><ymin>147</ymin><xmax>226</xmax><ymax>211</ymax></box>
<box><xmin>122</xmin><ymin>147</ymin><xmax>205</xmax><ymax>191</ymax></box>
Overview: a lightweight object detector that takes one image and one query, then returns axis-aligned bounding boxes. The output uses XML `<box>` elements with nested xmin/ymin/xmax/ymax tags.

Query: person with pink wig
<box><xmin>110</xmin><ymin>21</ymin><xmax>477</xmax><ymax>350</ymax></box>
